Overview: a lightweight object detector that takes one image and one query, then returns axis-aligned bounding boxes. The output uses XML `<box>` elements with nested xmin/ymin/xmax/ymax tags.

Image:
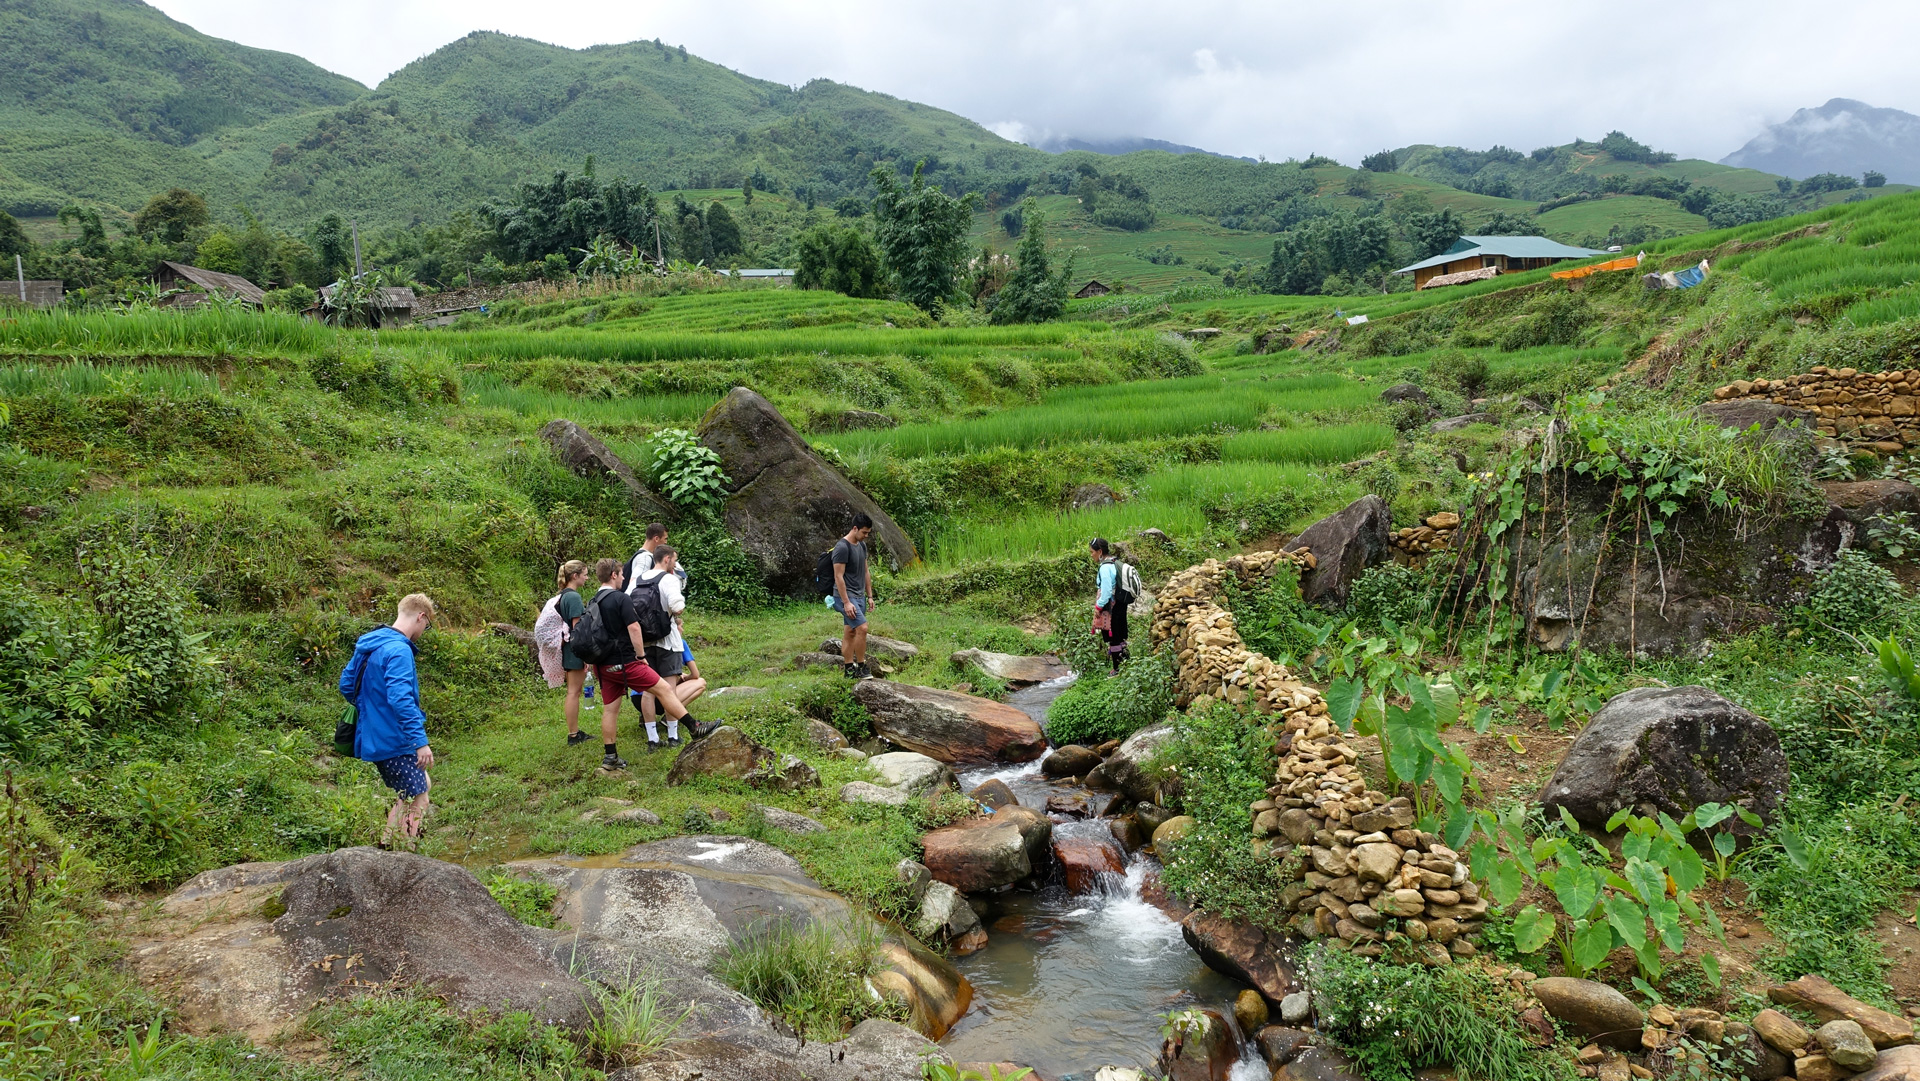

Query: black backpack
<box><xmin>813</xmin><ymin>546</ymin><xmax>839</xmax><ymax>597</ymax></box>
<box><xmin>628</xmin><ymin>573</ymin><xmax>675</xmax><ymax>641</ymax></box>
<box><xmin>571</xmin><ymin>588</ymin><xmax>619</xmax><ymax>665</ymax></box>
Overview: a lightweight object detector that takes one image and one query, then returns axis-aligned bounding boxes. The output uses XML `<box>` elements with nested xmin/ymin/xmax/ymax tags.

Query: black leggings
<box><xmin>1101</xmin><ymin>600</ymin><xmax>1130</xmax><ymax>671</ymax></box>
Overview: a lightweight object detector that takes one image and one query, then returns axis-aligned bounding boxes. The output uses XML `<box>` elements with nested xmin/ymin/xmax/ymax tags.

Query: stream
<box><xmin>938</xmin><ymin>677</ymin><xmax>1268</xmax><ymax>1080</ymax></box>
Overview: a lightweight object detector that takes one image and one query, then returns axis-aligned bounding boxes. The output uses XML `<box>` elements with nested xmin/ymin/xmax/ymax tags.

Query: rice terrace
<box><xmin>3</xmin><ymin>2</ymin><xmax>1920</xmax><ymax>1080</ymax></box>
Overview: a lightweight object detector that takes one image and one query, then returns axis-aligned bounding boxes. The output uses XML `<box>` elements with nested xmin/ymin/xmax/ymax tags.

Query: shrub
<box><xmin>642</xmin><ymin>428</ymin><xmax>730</xmax><ymax>510</ymax></box>
<box><xmin>1804</xmin><ymin>549</ymin><xmax>1901</xmax><ymax>637</ymax></box>
<box><xmin>720</xmin><ymin>918</ymin><xmax>906</xmax><ymax>1039</ymax></box>
<box><xmin>791</xmin><ymin>677</ymin><xmax>873</xmax><ymax>742</ymax></box>
<box><xmin>669</xmin><ymin>510</ymin><xmax>769</xmax><ymax>612</ymax></box>
<box><xmin>262</xmin><ymin>284</ymin><xmax>317</xmax><ymax>312</ymax></box>
<box><xmin>1348</xmin><ymin>563</ymin><xmax>1429</xmax><ymax>630</ymax></box>
<box><xmin>1307</xmin><ymin>944</ymin><xmax>1580</xmax><ymax>1081</ymax></box>
<box><xmin>1154</xmin><ymin>702</ymin><xmax>1288</xmax><ymax>928</ymax></box>
<box><xmin>1427</xmin><ymin>351</ymin><xmax>1490</xmax><ymax>397</ymax></box>
<box><xmin>1042</xmin><ymin>649</ymin><xmax>1174</xmax><ymax>747</ymax></box>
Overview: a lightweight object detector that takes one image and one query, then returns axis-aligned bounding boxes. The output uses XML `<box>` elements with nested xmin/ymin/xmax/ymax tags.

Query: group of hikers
<box><xmin>333</xmin><ymin>511</ymin><xmax>1132</xmax><ymax>850</ymax></box>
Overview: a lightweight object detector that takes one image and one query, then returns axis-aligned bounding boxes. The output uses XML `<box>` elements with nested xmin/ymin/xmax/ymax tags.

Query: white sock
<box><xmin>666</xmin><ymin>718</ymin><xmax>680</xmax><ymax>740</ymax></box>
<box><xmin>644</xmin><ymin>721</ymin><xmax>659</xmax><ymax>743</ymax></box>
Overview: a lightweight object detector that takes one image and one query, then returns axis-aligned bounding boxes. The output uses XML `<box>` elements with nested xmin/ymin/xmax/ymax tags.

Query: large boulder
<box><xmin>1086</xmin><ymin>722</ymin><xmax>1177</xmax><ymax>802</ymax></box>
<box><xmin>513</xmin><ymin>837</ymin><xmax>971</xmax><ymax>1039</ymax></box>
<box><xmin>1051</xmin><ymin>828</ymin><xmax>1125</xmax><ymax>893</ymax></box>
<box><xmin>853</xmin><ymin>680</ymin><xmax>1047</xmax><ymax>767</ymax></box>
<box><xmin>1540</xmin><ymin>687</ymin><xmax>1790</xmax><ymax>829</ymax></box>
<box><xmin>1283</xmin><ymin>495</ymin><xmax>1392</xmax><ymax>610</ymax></box>
<box><xmin>1042</xmin><ymin>744</ymin><xmax>1103</xmax><ymax>778</ymax></box>
<box><xmin>949</xmin><ymin>649</ymin><xmax>1071</xmax><ymax>685</ymax></box>
<box><xmin>607</xmin><ymin>1019</ymin><xmax>932</xmax><ymax>1081</ymax></box>
<box><xmin>1769</xmin><ymin>974</ymin><xmax>1915</xmax><ymax>1048</ymax></box>
<box><xmin>1514</xmin><ymin>464</ymin><xmax>1850</xmax><ymax>657</ymax></box>
<box><xmin>539</xmin><ymin>419</ymin><xmax>676</xmax><ymax>521</ymax></box>
<box><xmin>912</xmin><ymin>880</ymin><xmax>988</xmax><ymax>953</ymax></box>
<box><xmin>1856</xmin><ymin>1047</ymin><xmax>1920</xmax><ymax>1081</ymax></box>
<box><xmin>1531</xmin><ymin>977</ymin><xmax>1647</xmax><ymax>1050</ymax></box>
<box><xmin>865</xmin><ymin>751</ymin><xmax>958</xmax><ymax>797</ymax></box>
<box><xmin>127</xmin><ymin>849</ymin><xmax>593</xmax><ymax>1042</ymax></box>
<box><xmin>666</xmin><ymin>726</ymin><xmax>773</xmax><ymax>786</ymax></box>
<box><xmin>1181</xmin><ymin>910</ymin><xmax>1300</xmax><ymax>1005</ymax></box>
<box><xmin>921</xmin><ymin>806</ymin><xmax>1053</xmax><ymax>893</ymax></box>
<box><xmin>820</xmin><ymin>636</ymin><xmax>921</xmax><ymax>662</ymax></box>
<box><xmin>698</xmin><ymin>388</ymin><xmax>916</xmax><ymax>595</ymax></box>
<box><xmin>1821</xmin><ymin>479</ymin><xmax>1920</xmax><ymax>526</ymax></box>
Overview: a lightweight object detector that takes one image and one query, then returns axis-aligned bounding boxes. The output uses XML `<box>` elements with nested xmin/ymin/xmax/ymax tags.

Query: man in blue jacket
<box><xmin>339</xmin><ymin>593</ymin><xmax>436</xmax><ymax>849</ymax></box>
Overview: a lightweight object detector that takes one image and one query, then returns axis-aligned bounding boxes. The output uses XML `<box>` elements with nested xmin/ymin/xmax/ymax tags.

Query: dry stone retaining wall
<box><xmin>1711</xmin><ymin>366</ymin><xmax>1920</xmax><ymax>453</ymax></box>
<box><xmin>1149</xmin><ymin>548</ymin><xmax>1485</xmax><ymax>964</ymax></box>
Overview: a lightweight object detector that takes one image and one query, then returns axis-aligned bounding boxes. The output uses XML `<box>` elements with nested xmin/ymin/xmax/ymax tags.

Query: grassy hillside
<box><xmin>0</xmin><ymin>0</ymin><xmax>364</xmax><ymax>215</ymax></box>
<box><xmin>6</xmin><ymin>193</ymin><xmax>1920</xmax><ymax>1078</ymax></box>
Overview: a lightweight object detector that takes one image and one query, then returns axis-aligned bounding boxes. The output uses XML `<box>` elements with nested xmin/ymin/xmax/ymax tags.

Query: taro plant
<box><xmin>1872</xmin><ymin>634</ymin><xmax>1920</xmax><ymax>705</ymax></box>
<box><xmin>1684</xmin><ymin>802</ymin><xmax>1764</xmax><ymax>883</ymax></box>
<box><xmin>1324</xmin><ymin>646</ymin><xmax>1490</xmax><ymax>832</ymax></box>
<box><xmin>1482</xmin><ymin>806</ymin><xmax>1726</xmax><ymax>986</ymax></box>
<box><xmin>644</xmin><ymin>428</ymin><xmax>731</xmax><ymax>510</ymax></box>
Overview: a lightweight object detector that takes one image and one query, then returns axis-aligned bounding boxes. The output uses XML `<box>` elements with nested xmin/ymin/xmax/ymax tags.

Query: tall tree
<box><xmin>990</xmin><ymin>206</ymin><xmax>1073</xmax><ymax>325</ymax></box>
<box><xmin>795</xmin><ymin>225</ymin><xmax>884</xmax><ymax>298</ymax></box>
<box><xmin>131</xmin><ymin>189</ymin><xmax>209</xmax><ymax>244</ymax></box>
<box><xmin>869</xmin><ymin>161</ymin><xmax>978</xmax><ymax>311</ymax></box>
<box><xmin>309</xmin><ymin>214</ymin><xmax>352</xmax><ymax>281</ymax></box>
<box><xmin>0</xmin><ymin>210</ymin><xmax>31</xmax><ymax>261</ymax></box>
<box><xmin>1409</xmin><ymin>208</ymin><xmax>1466</xmax><ymax>260</ymax></box>
<box><xmin>706</xmin><ymin>201</ymin><xmax>743</xmax><ymax>259</ymax></box>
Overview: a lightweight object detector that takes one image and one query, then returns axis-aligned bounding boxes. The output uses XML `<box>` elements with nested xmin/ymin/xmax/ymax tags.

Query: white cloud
<box><xmin>148</xmin><ymin>0</ymin><xmax>1920</xmax><ymax>164</ymax></box>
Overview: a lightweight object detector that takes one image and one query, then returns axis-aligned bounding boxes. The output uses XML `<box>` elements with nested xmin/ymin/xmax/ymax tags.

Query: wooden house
<box><xmin>317</xmin><ymin>282</ymin><xmax>420</xmax><ymax>326</ymax></box>
<box><xmin>1074</xmin><ymin>279</ymin><xmax>1112</xmax><ymax>298</ymax></box>
<box><xmin>1394</xmin><ymin>236</ymin><xmax>1604</xmax><ymax>290</ymax></box>
<box><xmin>154</xmin><ymin>261</ymin><xmax>266</xmax><ymax>306</ymax></box>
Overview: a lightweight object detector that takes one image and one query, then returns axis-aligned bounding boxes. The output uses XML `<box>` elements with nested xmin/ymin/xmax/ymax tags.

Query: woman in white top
<box><xmin>632</xmin><ymin>545</ymin><xmax>706</xmax><ymax>749</ymax></box>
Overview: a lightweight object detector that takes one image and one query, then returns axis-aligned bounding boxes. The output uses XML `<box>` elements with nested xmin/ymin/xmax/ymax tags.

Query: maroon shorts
<box><xmin>598</xmin><ymin>659</ymin><xmax>660</xmax><ymax>697</ymax></box>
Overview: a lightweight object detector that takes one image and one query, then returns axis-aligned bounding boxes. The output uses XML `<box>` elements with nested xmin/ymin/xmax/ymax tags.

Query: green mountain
<box><xmin>191</xmin><ymin>29</ymin><xmax>1054</xmax><ymax>228</ymax></box>
<box><xmin>0</xmin><ymin>0</ymin><xmax>365</xmax><ymax>215</ymax></box>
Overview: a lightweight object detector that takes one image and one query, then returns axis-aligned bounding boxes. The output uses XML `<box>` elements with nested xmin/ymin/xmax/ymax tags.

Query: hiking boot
<box><xmin>667</xmin><ymin>736</ymin><xmax>682</xmax><ymax>747</ymax></box>
<box><xmin>566</xmin><ymin>731</ymin><xmax>590</xmax><ymax>746</ymax></box>
<box><xmin>600</xmin><ymin>753</ymin><xmax>628</xmax><ymax>772</ymax></box>
<box><xmin>645</xmin><ymin>740</ymin><xmax>660</xmax><ymax>754</ymax></box>
<box><xmin>843</xmin><ymin>662</ymin><xmax>859</xmax><ymax>678</ymax></box>
<box><xmin>852</xmin><ymin>662</ymin><xmax>873</xmax><ymax>680</ymax></box>
<box><xmin>685</xmin><ymin>717</ymin><xmax>719</xmax><ymax>740</ymax></box>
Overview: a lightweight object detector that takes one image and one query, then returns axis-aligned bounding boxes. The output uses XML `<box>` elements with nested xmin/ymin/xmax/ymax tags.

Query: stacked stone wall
<box><xmin>1711</xmin><ymin>366</ymin><xmax>1920</xmax><ymax>453</ymax></box>
<box><xmin>1150</xmin><ymin>548</ymin><xmax>1485</xmax><ymax>964</ymax></box>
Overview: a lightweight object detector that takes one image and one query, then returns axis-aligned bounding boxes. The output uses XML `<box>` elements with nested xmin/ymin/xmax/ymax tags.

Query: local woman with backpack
<box><xmin>534</xmin><ymin>560</ymin><xmax>594</xmax><ymax>747</ymax></box>
<box><xmin>1090</xmin><ymin>537</ymin><xmax>1139</xmax><ymax>673</ymax></box>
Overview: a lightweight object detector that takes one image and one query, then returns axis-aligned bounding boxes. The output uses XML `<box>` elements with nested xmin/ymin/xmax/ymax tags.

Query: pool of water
<box><xmin>938</xmin><ymin>678</ymin><xmax>1264</xmax><ymax>1079</ymax></box>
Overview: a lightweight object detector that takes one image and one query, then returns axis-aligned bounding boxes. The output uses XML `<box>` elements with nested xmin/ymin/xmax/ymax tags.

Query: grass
<box><xmin>1218</xmin><ymin>423</ymin><xmax>1395</xmax><ymax>463</ymax></box>
<box><xmin>585</xmin><ymin>972</ymin><xmax>700</xmax><ymax>1069</ymax></box>
<box><xmin>0</xmin><ymin>307</ymin><xmax>332</xmax><ymax>356</ymax></box>
<box><xmin>391</xmin><ymin>322</ymin><xmax>1112</xmax><ymax>365</ymax></box>
<box><xmin>822</xmin><ymin>370</ymin><xmax>1380</xmax><ymax>457</ymax></box>
<box><xmin>463</xmin><ymin>371</ymin><xmax>715</xmax><ymax>425</ymax></box>
<box><xmin>721</xmin><ymin>917</ymin><xmax>905</xmax><ymax>1040</ymax></box>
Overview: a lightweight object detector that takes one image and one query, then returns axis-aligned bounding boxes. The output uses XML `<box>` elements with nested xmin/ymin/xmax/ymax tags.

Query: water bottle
<box><xmin>583</xmin><ymin>669</ymin><xmax>596</xmax><ymax>702</ymax></box>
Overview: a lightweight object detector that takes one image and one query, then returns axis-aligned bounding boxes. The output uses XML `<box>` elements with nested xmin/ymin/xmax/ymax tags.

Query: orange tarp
<box><xmin>1552</xmin><ymin>255</ymin><xmax>1642</xmax><ymax>280</ymax></box>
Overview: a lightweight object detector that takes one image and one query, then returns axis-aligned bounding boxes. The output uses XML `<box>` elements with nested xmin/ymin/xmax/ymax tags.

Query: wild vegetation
<box><xmin>6</xmin><ymin>149</ymin><xmax>1920</xmax><ymax>1080</ymax></box>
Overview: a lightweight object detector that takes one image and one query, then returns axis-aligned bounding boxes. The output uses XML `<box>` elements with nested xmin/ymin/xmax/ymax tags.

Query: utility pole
<box><xmin>654</xmin><ymin>221</ymin><xmax>664</xmax><ymax>265</ymax></box>
<box><xmin>351</xmin><ymin>218</ymin><xmax>363</xmax><ymax>278</ymax></box>
<box><xmin>14</xmin><ymin>254</ymin><xmax>23</xmax><ymax>304</ymax></box>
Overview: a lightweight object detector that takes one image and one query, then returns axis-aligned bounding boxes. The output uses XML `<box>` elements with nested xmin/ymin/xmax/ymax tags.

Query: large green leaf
<box><xmin>1552</xmin><ymin>864</ymin><xmax>1600</xmax><ymax>921</ymax></box>
<box><xmin>1571</xmin><ymin>919</ymin><xmax>1615</xmax><ymax>973</ymax></box>
<box><xmin>1383</xmin><ymin>705</ymin><xmax>1422</xmax><ymax>782</ymax></box>
<box><xmin>1325</xmin><ymin>675</ymin><xmax>1364</xmax><ymax>731</ymax></box>
<box><xmin>1700</xmin><ymin>952</ymin><xmax>1722</xmax><ymax>988</ymax></box>
<box><xmin>1488</xmin><ymin>858</ymin><xmax>1524</xmax><ymax>907</ymax></box>
<box><xmin>1605</xmin><ymin>894</ymin><xmax>1648</xmax><ymax>949</ymax></box>
<box><xmin>1649</xmin><ymin>895</ymin><xmax>1684</xmax><ymax>952</ymax></box>
<box><xmin>1432</xmin><ymin>758</ymin><xmax>1464</xmax><ymax>805</ymax></box>
<box><xmin>1512</xmin><ymin>905</ymin><xmax>1555</xmax><ymax>954</ymax></box>
<box><xmin>1623</xmin><ymin>857</ymin><xmax>1666</xmax><ymax>904</ymax></box>
<box><xmin>1429</xmin><ymin>679</ymin><xmax>1460</xmax><ymax>729</ymax></box>
<box><xmin>1668</xmin><ymin>846</ymin><xmax>1707</xmax><ymax>894</ymax></box>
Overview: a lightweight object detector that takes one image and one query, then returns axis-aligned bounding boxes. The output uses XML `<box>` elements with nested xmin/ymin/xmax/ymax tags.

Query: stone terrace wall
<box><xmin>1150</xmin><ymin>549</ymin><xmax>1486</xmax><ymax>964</ymax></box>
<box><xmin>1711</xmin><ymin>366</ymin><xmax>1920</xmax><ymax>453</ymax></box>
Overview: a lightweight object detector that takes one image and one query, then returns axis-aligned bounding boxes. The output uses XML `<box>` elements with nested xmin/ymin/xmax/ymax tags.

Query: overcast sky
<box><xmin>151</xmin><ymin>0</ymin><xmax>1920</xmax><ymax>164</ymax></box>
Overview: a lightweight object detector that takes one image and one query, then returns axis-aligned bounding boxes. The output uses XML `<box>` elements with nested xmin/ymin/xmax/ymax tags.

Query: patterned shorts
<box><xmin>373</xmin><ymin>754</ymin><xmax>430</xmax><ymax>799</ymax></box>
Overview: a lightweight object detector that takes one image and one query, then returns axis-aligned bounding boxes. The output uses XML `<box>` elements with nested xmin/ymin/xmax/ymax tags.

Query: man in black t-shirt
<box><xmin>829</xmin><ymin>513</ymin><xmax>878</xmax><ymax>679</ymax></box>
<box><xmin>587</xmin><ymin>558</ymin><xmax>705</xmax><ymax>771</ymax></box>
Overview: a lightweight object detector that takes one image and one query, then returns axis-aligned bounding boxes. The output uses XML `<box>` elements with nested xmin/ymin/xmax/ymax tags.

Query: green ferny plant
<box><xmin>645</xmin><ymin>428</ymin><xmax>730</xmax><ymax>510</ymax></box>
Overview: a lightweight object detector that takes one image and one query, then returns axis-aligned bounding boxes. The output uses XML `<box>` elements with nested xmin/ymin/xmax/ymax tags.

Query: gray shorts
<box><xmin>644</xmin><ymin>646</ymin><xmax>685</xmax><ymax>678</ymax></box>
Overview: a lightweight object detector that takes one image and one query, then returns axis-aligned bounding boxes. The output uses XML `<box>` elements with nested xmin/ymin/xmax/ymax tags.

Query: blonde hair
<box><xmin>397</xmin><ymin>593</ymin><xmax>436</xmax><ymax>621</ymax></box>
<box><xmin>557</xmin><ymin>559</ymin><xmax>590</xmax><ymax>590</ymax></box>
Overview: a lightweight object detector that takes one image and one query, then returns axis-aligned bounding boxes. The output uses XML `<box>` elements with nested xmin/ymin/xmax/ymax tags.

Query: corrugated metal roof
<box><xmin>1394</xmin><ymin>236</ymin><xmax>1605</xmax><ymax>275</ymax></box>
<box><xmin>157</xmin><ymin>261</ymin><xmax>267</xmax><ymax>304</ymax></box>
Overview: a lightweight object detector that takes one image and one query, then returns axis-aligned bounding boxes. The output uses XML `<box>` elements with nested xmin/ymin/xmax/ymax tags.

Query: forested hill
<box><xmin>192</xmin><ymin>29</ymin><xmax>1055</xmax><ymax>229</ymax></box>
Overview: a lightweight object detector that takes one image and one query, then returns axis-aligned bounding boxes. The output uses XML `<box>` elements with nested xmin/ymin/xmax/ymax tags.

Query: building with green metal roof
<box><xmin>1394</xmin><ymin>235</ymin><xmax>1605</xmax><ymax>289</ymax></box>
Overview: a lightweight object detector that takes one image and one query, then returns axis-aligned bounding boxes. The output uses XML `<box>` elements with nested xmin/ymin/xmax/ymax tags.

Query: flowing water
<box><xmin>938</xmin><ymin>677</ymin><xmax>1267</xmax><ymax>1080</ymax></box>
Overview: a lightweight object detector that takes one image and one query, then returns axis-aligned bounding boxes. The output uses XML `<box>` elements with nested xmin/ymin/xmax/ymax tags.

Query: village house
<box><xmin>1394</xmin><ymin>235</ymin><xmax>1604</xmax><ymax>290</ymax></box>
<box><xmin>1074</xmin><ymin>279</ymin><xmax>1113</xmax><ymax>298</ymax></box>
<box><xmin>154</xmin><ymin>261</ymin><xmax>266</xmax><ymax>306</ymax></box>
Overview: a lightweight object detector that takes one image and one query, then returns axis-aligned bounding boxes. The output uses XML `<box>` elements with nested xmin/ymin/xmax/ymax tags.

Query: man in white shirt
<box><xmin>633</xmin><ymin>545</ymin><xmax>706</xmax><ymax>749</ymax></box>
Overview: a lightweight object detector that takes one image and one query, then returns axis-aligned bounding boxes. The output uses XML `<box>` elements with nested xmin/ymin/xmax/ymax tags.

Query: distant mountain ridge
<box><xmin>1722</xmin><ymin>98</ymin><xmax>1920</xmax><ymax>184</ymax></box>
<box><xmin>1030</xmin><ymin>134</ymin><xmax>1255</xmax><ymax>162</ymax></box>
